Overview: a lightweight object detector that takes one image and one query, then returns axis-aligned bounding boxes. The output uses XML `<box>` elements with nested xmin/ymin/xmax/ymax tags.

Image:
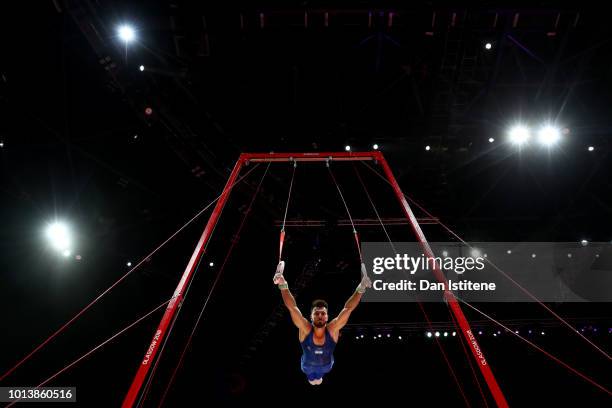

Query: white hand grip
<box><xmin>276</xmin><ymin>260</ymin><xmax>285</xmax><ymax>275</ymax></box>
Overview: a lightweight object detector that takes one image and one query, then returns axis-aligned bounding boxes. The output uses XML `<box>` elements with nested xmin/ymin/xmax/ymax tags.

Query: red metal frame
<box><xmin>122</xmin><ymin>151</ymin><xmax>508</xmax><ymax>407</ymax></box>
<box><xmin>377</xmin><ymin>156</ymin><xmax>508</xmax><ymax>408</ymax></box>
<box><xmin>121</xmin><ymin>157</ymin><xmax>245</xmax><ymax>408</ymax></box>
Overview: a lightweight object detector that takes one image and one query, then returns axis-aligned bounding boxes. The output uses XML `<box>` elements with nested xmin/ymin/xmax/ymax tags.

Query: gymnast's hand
<box><xmin>357</xmin><ymin>263</ymin><xmax>372</xmax><ymax>293</ymax></box>
<box><xmin>273</xmin><ymin>261</ymin><xmax>286</xmax><ymax>285</ymax></box>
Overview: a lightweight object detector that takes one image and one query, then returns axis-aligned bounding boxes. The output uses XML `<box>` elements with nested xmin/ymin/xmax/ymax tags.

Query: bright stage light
<box><xmin>426</xmin><ymin>332</ymin><xmax>432</xmax><ymax>338</ymax></box>
<box><xmin>118</xmin><ymin>25</ymin><xmax>135</xmax><ymax>43</ymax></box>
<box><xmin>46</xmin><ymin>222</ymin><xmax>71</xmax><ymax>252</ymax></box>
<box><xmin>588</xmin><ymin>146</ymin><xmax>594</xmax><ymax>152</ymax></box>
<box><xmin>209</xmin><ymin>262</ymin><xmax>214</xmax><ymax>267</ymax></box>
<box><xmin>345</xmin><ymin>145</ymin><xmax>351</xmax><ymax>151</ymax></box>
<box><xmin>139</xmin><ymin>65</ymin><xmax>145</xmax><ymax>72</ymax></box>
<box><xmin>434</xmin><ymin>331</ymin><xmax>440</xmax><ymax>337</ymax></box>
<box><xmin>509</xmin><ymin>125</ymin><xmax>530</xmax><ymax>145</ymax></box>
<box><xmin>372</xmin><ymin>144</ymin><xmax>379</xmax><ymax>150</ymax></box>
<box><xmin>62</xmin><ymin>249</ymin><xmax>71</xmax><ymax>257</ymax></box>
<box><xmin>127</xmin><ymin>261</ymin><xmax>132</xmax><ymax>267</ymax></box>
<box><xmin>485</xmin><ymin>42</ymin><xmax>492</xmax><ymax>50</ymax></box>
<box><xmin>488</xmin><ymin>137</ymin><xmax>495</xmax><ymax>143</ymax></box>
<box><xmin>425</xmin><ymin>145</ymin><xmax>431</xmax><ymax>151</ymax></box>
<box><xmin>538</xmin><ymin>125</ymin><xmax>561</xmax><ymax>146</ymax></box>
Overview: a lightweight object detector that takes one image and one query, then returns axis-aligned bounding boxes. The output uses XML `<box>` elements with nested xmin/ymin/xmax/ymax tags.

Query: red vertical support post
<box><xmin>376</xmin><ymin>152</ymin><xmax>509</xmax><ymax>408</ymax></box>
<box><xmin>122</xmin><ymin>155</ymin><xmax>247</xmax><ymax>408</ymax></box>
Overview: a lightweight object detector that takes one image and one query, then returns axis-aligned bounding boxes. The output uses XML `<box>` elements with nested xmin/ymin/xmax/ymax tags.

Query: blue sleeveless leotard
<box><xmin>300</xmin><ymin>327</ymin><xmax>336</xmax><ymax>381</ymax></box>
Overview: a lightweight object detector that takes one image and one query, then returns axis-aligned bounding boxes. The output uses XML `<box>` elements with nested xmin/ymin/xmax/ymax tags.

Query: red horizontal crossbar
<box><xmin>241</xmin><ymin>151</ymin><xmax>382</xmax><ymax>162</ymax></box>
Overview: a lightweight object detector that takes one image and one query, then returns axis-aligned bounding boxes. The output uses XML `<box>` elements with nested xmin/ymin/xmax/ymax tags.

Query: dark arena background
<box><xmin>1</xmin><ymin>1</ymin><xmax>611</xmax><ymax>407</ymax></box>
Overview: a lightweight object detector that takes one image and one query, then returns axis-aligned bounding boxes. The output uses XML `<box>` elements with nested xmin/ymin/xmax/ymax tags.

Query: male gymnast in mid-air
<box><xmin>273</xmin><ymin>261</ymin><xmax>372</xmax><ymax>385</ymax></box>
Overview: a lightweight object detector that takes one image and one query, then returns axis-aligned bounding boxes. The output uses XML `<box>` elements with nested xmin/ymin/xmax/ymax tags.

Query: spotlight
<box><xmin>46</xmin><ymin>222</ymin><xmax>71</xmax><ymax>252</ymax></box>
<box><xmin>588</xmin><ymin>146</ymin><xmax>594</xmax><ymax>152</ymax></box>
<box><xmin>485</xmin><ymin>42</ymin><xmax>492</xmax><ymax>50</ymax></box>
<box><xmin>507</xmin><ymin>250</ymin><xmax>512</xmax><ymax>254</ymax></box>
<box><xmin>478</xmin><ymin>331</ymin><xmax>483</xmax><ymax>335</ymax></box>
<box><xmin>127</xmin><ymin>261</ymin><xmax>132</xmax><ymax>267</ymax></box>
<box><xmin>452</xmin><ymin>332</ymin><xmax>456</xmax><ymax>336</ymax></box>
<box><xmin>443</xmin><ymin>332</ymin><xmax>448</xmax><ymax>337</ymax></box>
<box><xmin>378</xmin><ymin>334</ymin><xmax>382</xmax><ymax>338</ymax></box>
<box><xmin>75</xmin><ymin>255</ymin><xmax>82</xmax><ymax>261</ymax></box>
<box><xmin>515</xmin><ymin>330</ymin><xmax>519</xmax><ymax>334</ymax></box>
<box><xmin>426</xmin><ymin>332</ymin><xmax>432</xmax><ymax>338</ymax></box>
<box><xmin>442</xmin><ymin>250</ymin><xmax>449</xmax><ymax>257</ymax></box>
<box><xmin>118</xmin><ymin>25</ymin><xmax>135</xmax><ymax>43</ymax></box>
<box><xmin>538</xmin><ymin>125</ymin><xmax>561</xmax><ymax>146</ymax></box>
<box><xmin>434</xmin><ymin>331</ymin><xmax>440</xmax><ymax>337</ymax></box>
<box><xmin>139</xmin><ymin>65</ymin><xmax>145</xmax><ymax>72</ymax></box>
<box><xmin>209</xmin><ymin>262</ymin><xmax>214</xmax><ymax>267</ymax></box>
<box><xmin>541</xmin><ymin>331</ymin><xmax>545</xmax><ymax>335</ymax></box>
<box><xmin>425</xmin><ymin>145</ymin><xmax>431</xmax><ymax>151</ymax></box>
<box><xmin>145</xmin><ymin>107</ymin><xmax>153</xmax><ymax>116</ymax></box>
<box><xmin>62</xmin><ymin>250</ymin><xmax>71</xmax><ymax>257</ymax></box>
<box><xmin>509</xmin><ymin>125</ymin><xmax>530</xmax><ymax>145</ymax></box>
<box><xmin>488</xmin><ymin>137</ymin><xmax>495</xmax><ymax>143</ymax></box>
<box><xmin>372</xmin><ymin>144</ymin><xmax>379</xmax><ymax>150</ymax></box>
<box><xmin>532</xmin><ymin>253</ymin><xmax>536</xmax><ymax>258</ymax></box>
<box><xmin>398</xmin><ymin>335</ymin><xmax>402</xmax><ymax>340</ymax></box>
<box><xmin>493</xmin><ymin>333</ymin><xmax>497</xmax><ymax>337</ymax></box>
<box><xmin>387</xmin><ymin>334</ymin><xmax>391</xmax><ymax>338</ymax></box>
<box><xmin>0</xmin><ymin>141</ymin><xmax>4</xmax><ymax>148</ymax></box>
<box><xmin>345</xmin><ymin>145</ymin><xmax>351</xmax><ymax>151</ymax></box>
<box><xmin>581</xmin><ymin>239</ymin><xmax>588</xmax><ymax>246</ymax></box>
<box><xmin>361</xmin><ymin>334</ymin><xmax>364</xmax><ymax>338</ymax></box>
<box><xmin>470</xmin><ymin>248</ymin><xmax>482</xmax><ymax>258</ymax></box>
